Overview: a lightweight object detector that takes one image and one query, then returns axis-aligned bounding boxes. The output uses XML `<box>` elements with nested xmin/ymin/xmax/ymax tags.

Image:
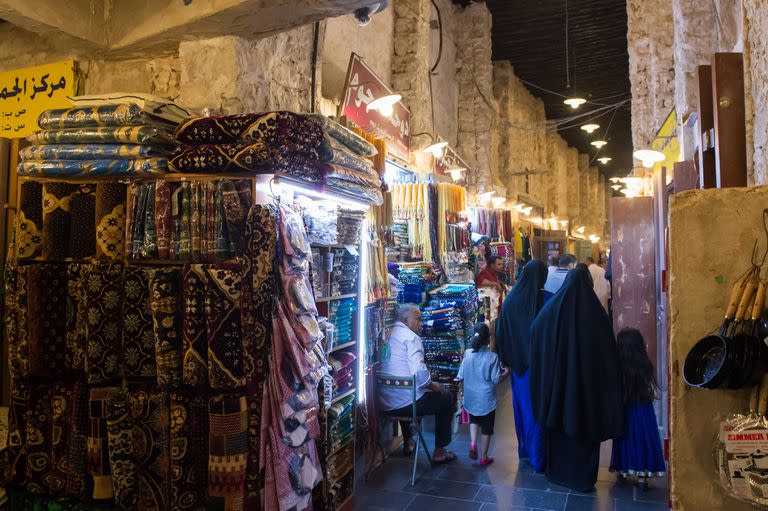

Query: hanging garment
<box><xmin>42</xmin><ymin>182</ymin><xmax>78</xmax><ymax>260</ymax></box>
<box><xmin>95</xmin><ymin>182</ymin><xmax>126</xmax><ymax>260</ymax></box>
<box><xmin>24</xmin><ymin>384</ymin><xmax>53</xmax><ymax>494</ymax></box>
<box><xmin>16</xmin><ymin>181</ymin><xmax>43</xmax><ymax>259</ymax></box>
<box><xmin>205</xmin><ymin>264</ymin><xmax>246</xmax><ymax>390</ymax></box>
<box><xmin>87</xmin><ymin>386</ymin><xmax>121</xmax><ymax>501</ymax></box>
<box><xmin>208</xmin><ymin>394</ymin><xmax>248</xmax><ymax>511</ymax></box>
<box><xmin>169</xmin><ymin>393</ymin><xmax>208</xmax><ymax>511</ymax></box>
<box><xmin>530</xmin><ymin>265</ymin><xmax>623</xmax><ymax>491</ymax></box>
<box><xmin>84</xmin><ymin>263</ymin><xmax>125</xmax><ymax>384</ymax></box>
<box><xmin>155</xmin><ymin>181</ymin><xmax>172</xmax><ymax>259</ymax></box>
<box><xmin>65</xmin><ymin>264</ymin><xmax>88</xmax><ymax>373</ymax></box>
<box><xmin>27</xmin><ymin>264</ymin><xmax>68</xmax><ymax>378</ymax></box>
<box><xmin>150</xmin><ymin>267</ymin><xmax>183</xmax><ymax>389</ymax></box>
<box><xmin>122</xmin><ymin>266</ymin><xmax>156</xmax><ymax>379</ymax></box>
<box><xmin>5</xmin><ymin>264</ymin><xmax>30</xmax><ymax>380</ymax></box>
<box><xmin>68</xmin><ymin>184</ymin><xmax>96</xmax><ymax>259</ymax></box>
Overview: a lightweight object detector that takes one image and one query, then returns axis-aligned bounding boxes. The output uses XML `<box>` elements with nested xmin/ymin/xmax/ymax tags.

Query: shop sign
<box><xmin>341</xmin><ymin>53</ymin><xmax>410</xmax><ymax>162</ymax></box>
<box><xmin>0</xmin><ymin>60</ymin><xmax>76</xmax><ymax>138</ymax></box>
<box><xmin>434</xmin><ymin>145</ymin><xmax>470</xmax><ymax>178</ymax></box>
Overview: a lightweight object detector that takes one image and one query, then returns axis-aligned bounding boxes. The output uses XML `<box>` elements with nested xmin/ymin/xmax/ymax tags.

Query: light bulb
<box><xmin>450</xmin><ymin>168</ymin><xmax>464</xmax><ymax>181</ymax></box>
<box><xmin>609</xmin><ymin>177</ymin><xmax>621</xmax><ymax>183</ymax></box>
<box><xmin>580</xmin><ymin>123</ymin><xmax>600</xmax><ymax>134</ymax></box>
<box><xmin>632</xmin><ymin>149</ymin><xmax>665</xmax><ymax>168</ymax></box>
<box><xmin>611</xmin><ymin>184</ymin><xmax>621</xmax><ymax>190</ymax></box>
<box><xmin>491</xmin><ymin>197</ymin><xmax>506</xmax><ymax>208</ymax></box>
<box><xmin>597</xmin><ymin>157</ymin><xmax>612</xmax><ymax>165</ymax></box>
<box><xmin>576</xmin><ymin>226</ymin><xmax>585</xmax><ymax>234</ymax></box>
<box><xmin>591</xmin><ymin>140</ymin><xmax>608</xmax><ymax>149</ymax></box>
<box><xmin>589</xmin><ymin>235</ymin><xmax>601</xmax><ymax>243</ymax></box>
<box><xmin>564</xmin><ymin>97</ymin><xmax>587</xmax><ymax>109</ymax></box>
<box><xmin>559</xmin><ymin>220</ymin><xmax>569</xmax><ymax>227</ymax></box>
<box><xmin>367</xmin><ymin>94</ymin><xmax>401</xmax><ymax>117</ymax></box>
<box><xmin>424</xmin><ymin>141</ymin><xmax>448</xmax><ymax>158</ymax></box>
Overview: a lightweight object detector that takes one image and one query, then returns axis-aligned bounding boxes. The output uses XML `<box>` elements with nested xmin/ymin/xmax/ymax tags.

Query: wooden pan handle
<box><xmin>736</xmin><ymin>277</ymin><xmax>757</xmax><ymax>321</ymax></box>
<box><xmin>753</xmin><ymin>280</ymin><xmax>767</xmax><ymax>320</ymax></box>
<box><xmin>758</xmin><ymin>373</ymin><xmax>768</xmax><ymax>416</ymax></box>
<box><xmin>751</xmin><ymin>384</ymin><xmax>760</xmax><ymax>413</ymax></box>
<box><xmin>726</xmin><ymin>274</ymin><xmax>748</xmax><ymax>320</ymax></box>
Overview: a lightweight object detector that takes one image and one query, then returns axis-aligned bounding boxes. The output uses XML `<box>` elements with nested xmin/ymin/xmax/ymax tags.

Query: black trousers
<box><xmin>391</xmin><ymin>391</ymin><xmax>456</xmax><ymax>449</ymax></box>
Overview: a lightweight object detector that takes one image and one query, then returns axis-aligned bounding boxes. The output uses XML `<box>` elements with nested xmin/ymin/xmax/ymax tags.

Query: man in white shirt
<box><xmin>378</xmin><ymin>304</ymin><xmax>457</xmax><ymax>464</ymax></box>
<box><xmin>544</xmin><ymin>253</ymin><xmax>576</xmax><ymax>301</ymax></box>
<box><xmin>586</xmin><ymin>256</ymin><xmax>611</xmax><ymax>313</ymax></box>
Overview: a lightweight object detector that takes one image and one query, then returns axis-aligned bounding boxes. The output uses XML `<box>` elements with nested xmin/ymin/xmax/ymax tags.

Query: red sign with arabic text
<box><xmin>341</xmin><ymin>53</ymin><xmax>411</xmax><ymax>163</ymax></box>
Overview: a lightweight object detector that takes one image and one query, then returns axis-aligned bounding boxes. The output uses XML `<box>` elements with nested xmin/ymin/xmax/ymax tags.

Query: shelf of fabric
<box><xmin>332</xmin><ymin>388</ymin><xmax>356</xmax><ymax>404</ymax></box>
<box><xmin>316</xmin><ymin>293</ymin><xmax>357</xmax><ymax>303</ymax></box>
<box><xmin>311</xmin><ymin>243</ymin><xmax>348</xmax><ymax>249</ymax></box>
<box><xmin>327</xmin><ymin>436</ymin><xmax>355</xmax><ymax>459</ymax></box>
<box><xmin>328</xmin><ymin>340</ymin><xmax>357</xmax><ymax>354</ymax></box>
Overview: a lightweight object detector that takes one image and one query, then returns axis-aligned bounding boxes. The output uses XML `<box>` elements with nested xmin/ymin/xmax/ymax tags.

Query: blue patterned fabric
<box><xmin>20</xmin><ymin>144</ymin><xmax>171</xmax><ymax>161</ymax></box>
<box><xmin>18</xmin><ymin>158</ymin><xmax>168</xmax><ymax>176</ymax></box>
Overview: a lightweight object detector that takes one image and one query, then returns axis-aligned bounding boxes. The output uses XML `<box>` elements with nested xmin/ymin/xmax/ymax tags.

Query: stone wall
<box><xmin>627</xmin><ymin>0</ymin><xmax>675</xmax><ymax>150</ymax></box>
<box><xmin>668</xmin><ymin>186</ymin><xmax>768</xmax><ymax>511</ymax></box>
<box><xmin>744</xmin><ymin>0</ymin><xmax>768</xmax><ymax>185</ymax></box>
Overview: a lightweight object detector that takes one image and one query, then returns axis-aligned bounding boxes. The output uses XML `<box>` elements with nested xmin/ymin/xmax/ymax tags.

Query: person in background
<box><xmin>586</xmin><ymin>256</ymin><xmax>611</xmax><ymax>313</ymax></box>
<box><xmin>610</xmin><ymin>328</ymin><xmax>666</xmax><ymax>491</ymax></box>
<box><xmin>530</xmin><ymin>264</ymin><xmax>623</xmax><ymax>492</ymax></box>
<box><xmin>496</xmin><ymin>259</ymin><xmax>549</xmax><ymax>471</ymax></box>
<box><xmin>456</xmin><ymin>323</ymin><xmax>507</xmax><ymax>466</ymax></box>
<box><xmin>547</xmin><ymin>254</ymin><xmax>559</xmax><ymax>279</ymax></box>
<box><xmin>378</xmin><ymin>304</ymin><xmax>457</xmax><ymax>464</ymax></box>
<box><xmin>543</xmin><ymin>253</ymin><xmax>576</xmax><ymax>302</ymax></box>
<box><xmin>476</xmin><ymin>255</ymin><xmax>505</xmax><ymax>292</ymax></box>
<box><xmin>514</xmin><ymin>258</ymin><xmax>526</xmax><ymax>281</ymax></box>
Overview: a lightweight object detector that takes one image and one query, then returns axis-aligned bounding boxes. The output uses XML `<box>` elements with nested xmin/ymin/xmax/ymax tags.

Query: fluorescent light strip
<box><xmin>357</xmin><ymin>218</ymin><xmax>369</xmax><ymax>404</ymax></box>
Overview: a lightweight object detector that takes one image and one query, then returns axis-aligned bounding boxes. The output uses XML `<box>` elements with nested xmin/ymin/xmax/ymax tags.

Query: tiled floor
<box><xmin>357</xmin><ymin>380</ymin><xmax>670</xmax><ymax>511</ymax></box>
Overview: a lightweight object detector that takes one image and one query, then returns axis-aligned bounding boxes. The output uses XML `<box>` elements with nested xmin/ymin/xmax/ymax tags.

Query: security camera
<box><xmin>354</xmin><ymin>1</ymin><xmax>389</xmax><ymax>26</ymax></box>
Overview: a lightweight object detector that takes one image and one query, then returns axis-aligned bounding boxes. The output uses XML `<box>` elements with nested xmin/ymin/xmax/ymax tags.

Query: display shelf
<box><xmin>316</xmin><ymin>293</ymin><xmax>357</xmax><ymax>303</ymax></box>
<box><xmin>328</xmin><ymin>340</ymin><xmax>357</xmax><ymax>354</ymax></box>
<box><xmin>311</xmin><ymin>243</ymin><xmax>348</xmax><ymax>249</ymax></box>
<box><xmin>326</xmin><ymin>436</ymin><xmax>354</xmax><ymax>458</ymax></box>
<box><xmin>332</xmin><ymin>388</ymin><xmax>355</xmax><ymax>404</ymax></box>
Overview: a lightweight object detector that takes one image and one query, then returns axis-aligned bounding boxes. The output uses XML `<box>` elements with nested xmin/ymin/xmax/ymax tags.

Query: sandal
<box><xmin>480</xmin><ymin>456</ymin><xmax>494</xmax><ymax>466</ymax></box>
<box><xmin>433</xmin><ymin>450</ymin><xmax>457</xmax><ymax>465</ymax></box>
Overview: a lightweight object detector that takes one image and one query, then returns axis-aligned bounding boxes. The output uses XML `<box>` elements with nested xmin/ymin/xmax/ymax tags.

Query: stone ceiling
<box><xmin>485</xmin><ymin>0</ymin><xmax>632</xmax><ymax>178</ymax></box>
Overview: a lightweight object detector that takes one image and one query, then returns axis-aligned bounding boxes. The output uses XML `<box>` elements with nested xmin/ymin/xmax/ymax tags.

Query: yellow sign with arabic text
<box><xmin>0</xmin><ymin>60</ymin><xmax>75</xmax><ymax>139</ymax></box>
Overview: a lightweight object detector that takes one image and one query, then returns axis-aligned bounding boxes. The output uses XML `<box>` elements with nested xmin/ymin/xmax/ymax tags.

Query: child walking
<box><xmin>610</xmin><ymin>327</ymin><xmax>667</xmax><ymax>490</ymax></box>
<box><xmin>457</xmin><ymin>323</ymin><xmax>507</xmax><ymax>466</ymax></box>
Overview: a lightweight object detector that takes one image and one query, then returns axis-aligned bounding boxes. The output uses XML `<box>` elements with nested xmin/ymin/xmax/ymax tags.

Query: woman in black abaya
<box><xmin>496</xmin><ymin>259</ymin><xmax>548</xmax><ymax>471</ymax></box>
<box><xmin>529</xmin><ymin>264</ymin><xmax>623</xmax><ymax>492</ymax></box>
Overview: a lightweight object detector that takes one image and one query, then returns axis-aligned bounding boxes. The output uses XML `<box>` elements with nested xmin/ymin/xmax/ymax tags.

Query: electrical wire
<box><xmin>430</xmin><ymin>0</ymin><xmax>443</xmax><ymax>73</ymax></box>
<box><xmin>565</xmin><ymin>0</ymin><xmax>570</xmax><ymax>88</ymax></box>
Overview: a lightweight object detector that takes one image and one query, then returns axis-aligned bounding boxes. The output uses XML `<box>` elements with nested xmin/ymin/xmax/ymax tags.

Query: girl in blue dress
<box><xmin>610</xmin><ymin>327</ymin><xmax>667</xmax><ymax>491</ymax></box>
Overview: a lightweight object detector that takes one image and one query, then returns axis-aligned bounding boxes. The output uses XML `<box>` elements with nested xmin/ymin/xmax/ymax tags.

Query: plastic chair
<box><xmin>368</xmin><ymin>372</ymin><xmax>433</xmax><ymax>486</ymax></box>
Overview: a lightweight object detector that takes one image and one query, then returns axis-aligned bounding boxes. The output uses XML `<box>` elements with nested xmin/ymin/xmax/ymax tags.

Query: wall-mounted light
<box><xmin>491</xmin><ymin>196</ymin><xmax>507</xmax><ymax>208</ymax></box>
<box><xmin>591</xmin><ymin>140</ymin><xmax>608</xmax><ymax>149</ymax></box>
<box><xmin>580</xmin><ymin>123</ymin><xmax>600</xmax><ymax>134</ymax></box>
<box><xmin>530</xmin><ymin>217</ymin><xmax>544</xmax><ymax>225</ymax></box>
<box><xmin>609</xmin><ymin>176</ymin><xmax>621</xmax><ymax>183</ymax></box>
<box><xmin>521</xmin><ymin>206</ymin><xmax>533</xmax><ymax>216</ymax></box>
<box><xmin>564</xmin><ymin>97</ymin><xmax>586</xmax><ymax>109</ymax></box>
<box><xmin>366</xmin><ymin>93</ymin><xmax>402</xmax><ymax>117</ymax></box>
<box><xmin>559</xmin><ymin>219</ymin><xmax>569</xmax><ymax>228</ymax></box>
<box><xmin>576</xmin><ymin>226</ymin><xmax>585</xmax><ymax>234</ymax></box>
<box><xmin>588</xmin><ymin>234</ymin><xmax>601</xmax><ymax>243</ymax></box>
<box><xmin>449</xmin><ymin>166</ymin><xmax>466</xmax><ymax>181</ymax></box>
<box><xmin>632</xmin><ymin>149</ymin><xmax>665</xmax><ymax>168</ymax></box>
<box><xmin>424</xmin><ymin>140</ymin><xmax>449</xmax><ymax>158</ymax></box>
<box><xmin>611</xmin><ymin>184</ymin><xmax>621</xmax><ymax>191</ymax></box>
<box><xmin>597</xmin><ymin>157</ymin><xmax>612</xmax><ymax>165</ymax></box>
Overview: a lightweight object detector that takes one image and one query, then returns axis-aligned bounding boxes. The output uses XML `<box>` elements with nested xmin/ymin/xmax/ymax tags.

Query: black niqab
<box><xmin>530</xmin><ymin>265</ymin><xmax>623</xmax><ymax>442</ymax></box>
<box><xmin>496</xmin><ymin>259</ymin><xmax>547</xmax><ymax>376</ymax></box>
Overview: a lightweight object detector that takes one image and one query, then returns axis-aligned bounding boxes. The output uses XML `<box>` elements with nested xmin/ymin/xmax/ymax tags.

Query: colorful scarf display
<box><xmin>16</xmin><ymin>181</ymin><xmax>43</xmax><ymax>259</ymax></box>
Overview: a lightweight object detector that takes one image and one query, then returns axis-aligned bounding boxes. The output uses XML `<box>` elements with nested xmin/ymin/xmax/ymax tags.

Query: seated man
<box><xmin>476</xmin><ymin>255</ymin><xmax>505</xmax><ymax>292</ymax></box>
<box><xmin>378</xmin><ymin>303</ymin><xmax>457</xmax><ymax>464</ymax></box>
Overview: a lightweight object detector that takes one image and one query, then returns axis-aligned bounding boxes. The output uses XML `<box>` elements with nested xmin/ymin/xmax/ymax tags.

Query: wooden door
<box><xmin>611</xmin><ymin>197</ymin><xmax>658</xmax><ymax>368</ymax></box>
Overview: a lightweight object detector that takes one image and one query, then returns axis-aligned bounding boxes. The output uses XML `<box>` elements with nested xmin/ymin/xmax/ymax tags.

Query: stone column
<box><xmin>627</xmin><ymin>0</ymin><xmax>675</xmax><ymax>150</ymax></box>
<box><xmin>454</xmin><ymin>2</ymin><xmax>493</xmax><ymax>194</ymax></box>
<box><xmin>744</xmin><ymin>0</ymin><xmax>768</xmax><ymax>184</ymax></box>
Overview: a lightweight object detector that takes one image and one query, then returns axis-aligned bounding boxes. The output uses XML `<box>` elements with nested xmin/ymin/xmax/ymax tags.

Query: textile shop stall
<box><xmin>1</xmin><ymin>97</ymin><xmax>384</xmax><ymax>511</ymax></box>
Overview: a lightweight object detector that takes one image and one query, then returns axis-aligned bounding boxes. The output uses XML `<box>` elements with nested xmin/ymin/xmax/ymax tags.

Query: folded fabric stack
<box><xmin>389</xmin><ymin>220</ymin><xmax>412</xmax><ymax>262</ymax></box>
<box><xmin>126</xmin><ymin>178</ymin><xmax>252</xmax><ymax>261</ymax></box>
<box><xmin>327</xmin><ymin>393</ymin><xmax>355</xmax><ymax>455</ymax></box>
<box><xmin>329</xmin><ymin>351</ymin><xmax>356</xmax><ymax>396</ymax></box>
<box><xmin>20</xmin><ymin>100</ymin><xmax>182</xmax><ymax>176</ymax></box>
<box><xmin>328</xmin><ymin>297</ymin><xmax>356</xmax><ymax>349</ymax></box>
<box><xmin>396</xmin><ymin>262</ymin><xmax>441</xmax><ymax>305</ymax></box>
<box><xmin>300</xmin><ymin>198</ymin><xmax>338</xmax><ymax>245</ymax></box>
<box><xmin>337</xmin><ymin>208</ymin><xmax>365</xmax><ymax>245</ymax></box>
<box><xmin>331</xmin><ymin>248</ymin><xmax>358</xmax><ymax>295</ymax></box>
<box><xmin>420</xmin><ymin>305</ymin><xmax>465</xmax><ymax>395</ymax></box>
<box><xmin>311</xmin><ymin>248</ymin><xmax>323</xmax><ymax>297</ymax></box>
<box><xmin>430</xmin><ymin>283</ymin><xmax>480</xmax><ymax>340</ymax></box>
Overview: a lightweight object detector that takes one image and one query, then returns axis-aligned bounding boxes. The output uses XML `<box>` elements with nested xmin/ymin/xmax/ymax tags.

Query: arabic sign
<box><xmin>341</xmin><ymin>53</ymin><xmax>410</xmax><ymax>163</ymax></box>
<box><xmin>0</xmin><ymin>60</ymin><xmax>75</xmax><ymax>138</ymax></box>
<box><xmin>434</xmin><ymin>145</ymin><xmax>470</xmax><ymax>179</ymax></box>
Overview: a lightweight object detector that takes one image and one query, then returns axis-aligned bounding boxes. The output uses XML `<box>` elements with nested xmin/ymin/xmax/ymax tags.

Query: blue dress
<box><xmin>511</xmin><ymin>370</ymin><xmax>544</xmax><ymax>471</ymax></box>
<box><xmin>610</xmin><ymin>403</ymin><xmax>666</xmax><ymax>476</ymax></box>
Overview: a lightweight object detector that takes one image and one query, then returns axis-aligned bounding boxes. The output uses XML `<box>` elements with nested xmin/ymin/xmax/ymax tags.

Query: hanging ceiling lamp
<box><xmin>633</xmin><ymin>149</ymin><xmax>665</xmax><ymax>168</ymax></box>
<box><xmin>597</xmin><ymin>157</ymin><xmax>612</xmax><ymax>165</ymax></box>
<box><xmin>564</xmin><ymin>97</ymin><xmax>586</xmax><ymax>109</ymax></box>
<box><xmin>591</xmin><ymin>140</ymin><xmax>608</xmax><ymax>149</ymax></box>
<box><xmin>611</xmin><ymin>184</ymin><xmax>621</xmax><ymax>190</ymax></box>
<box><xmin>366</xmin><ymin>94</ymin><xmax>402</xmax><ymax>117</ymax></box>
<box><xmin>580</xmin><ymin>123</ymin><xmax>600</xmax><ymax>134</ymax></box>
<box><xmin>423</xmin><ymin>140</ymin><xmax>449</xmax><ymax>158</ymax></box>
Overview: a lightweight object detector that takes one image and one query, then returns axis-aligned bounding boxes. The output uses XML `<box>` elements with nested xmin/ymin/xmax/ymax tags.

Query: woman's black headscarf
<box><xmin>529</xmin><ymin>264</ymin><xmax>623</xmax><ymax>442</ymax></box>
<box><xmin>496</xmin><ymin>259</ymin><xmax>548</xmax><ymax>376</ymax></box>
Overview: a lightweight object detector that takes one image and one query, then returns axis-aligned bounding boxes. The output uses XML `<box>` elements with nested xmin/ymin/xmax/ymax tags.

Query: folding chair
<box><xmin>368</xmin><ymin>372</ymin><xmax>433</xmax><ymax>486</ymax></box>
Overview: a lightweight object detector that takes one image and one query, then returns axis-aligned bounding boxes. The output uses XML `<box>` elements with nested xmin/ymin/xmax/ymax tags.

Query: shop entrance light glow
<box><xmin>597</xmin><ymin>157</ymin><xmax>612</xmax><ymax>165</ymax></box>
<box><xmin>559</xmin><ymin>219</ymin><xmax>569</xmax><ymax>228</ymax></box>
<box><xmin>588</xmin><ymin>234</ymin><xmax>601</xmax><ymax>243</ymax></box>
<box><xmin>609</xmin><ymin>176</ymin><xmax>621</xmax><ymax>183</ymax></box>
<box><xmin>449</xmin><ymin>166</ymin><xmax>466</xmax><ymax>181</ymax></box>
<box><xmin>591</xmin><ymin>140</ymin><xmax>608</xmax><ymax>149</ymax></box>
<box><xmin>576</xmin><ymin>226</ymin><xmax>585</xmax><ymax>234</ymax></box>
<box><xmin>491</xmin><ymin>196</ymin><xmax>506</xmax><ymax>208</ymax></box>
<box><xmin>564</xmin><ymin>97</ymin><xmax>586</xmax><ymax>109</ymax></box>
<box><xmin>580</xmin><ymin>123</ymin><xmax>600</xmax><ymax>134</ymax></box>
<box><xmin>423</xmin><ymin>140</ymin><xmax>449</xmax><ymax>158</ymax></box>
<box><xmin>366</xmin><ymin>94</ymin><xmax>401</xmax><ymax>117</ymax></box>
<box><xmin>611</xmin><ymin>184</ymin><xmax>621</xmax><ymax>190</ymax></box>
<box><xmin>633</xmin><ymin>149</ymin><xmax>665</xmax><ymax>168</ymax></box>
